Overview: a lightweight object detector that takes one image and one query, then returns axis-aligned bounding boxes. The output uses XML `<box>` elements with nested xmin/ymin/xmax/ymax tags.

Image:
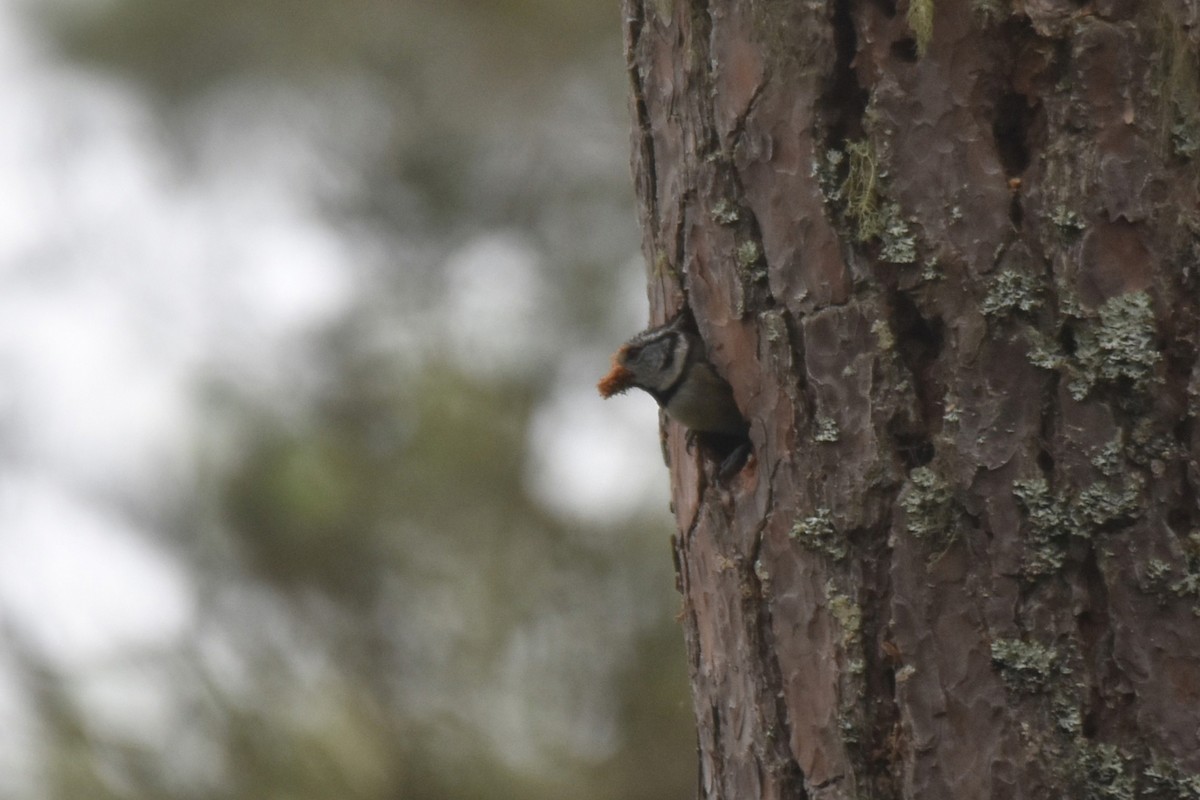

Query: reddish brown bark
<box><xmin>624</xmin><ymin>1</ymin><xmax>1200</xmax><ymax>798</ymax></box>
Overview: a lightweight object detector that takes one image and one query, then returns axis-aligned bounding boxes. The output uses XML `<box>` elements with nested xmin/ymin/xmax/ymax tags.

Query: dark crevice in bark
<box><xmin>1167</xmin><ymin>505</ymin><xmax>1193</xmax><ymax>536</ymax></box>
<box><xmin>674</xmin><ymin>191</ymin><xmax>691</xmax><ymax>295</ymax></box>
<box><xmin>732</xmin><ymin>81</ymin><xmax>769</xmax><ymax>155</ymax></box>
<box><xmin>783</xmin><ymin>309</ymin><xmax>807</xmax><ymax>385</ymax></box>
<box><xmin>676</xmin><ymin>523</ymin><xmax>711</xmax><ymax>798</ymax></box>
<box><xmin>1047</xmin><ymin>36</ymin><xmax>1073</xmax><ymax>89</ymax></box>
<box><xmin>1076</xmin><ymin>546</ymin><xmax>1114</xmax><ymax>741</ymax></box>
<box><xmin>742</xmin><ymin>211</ymin><xmax>776</xmax><ymax>315</ymax></box>
<box><xmin>1169</xmin><ymin>433</ymin><xmax>1200</xmax><ymax>541</ymax></box>
<box><xmin>890</xmin><ymin>37</ymin><xmax>919</xmax><ymax>63</ymax></box>
<box><xmin>675</xmin><ymin>493</ymin><xmax>705</xmax><ymax>668</ymax></box>
<box><xmin>869</xmin><ymin>0</ymin><xmax>897</xmax><ymax>18</ymax></box>
<box><xmin>1163</xmin><ymin>277</ymin><xmax>1200</xmax><ymax>433</ymax></box>
<box><xmin>1165</xmin><ymin>351</ymin><xmax>1198</xmax><ymax>413</ymax></box>
<box><xmin>889</xmin><ymin>425</ymin><xmax>935</xmax><ymax>469</ymax></box>
<box><xmin>1057</xmin><ymin>321</ymin><xmax>1077</xmax><ymax>357</ymax></box>
<box><xmin>887</xmin><ymin>291</ymin><xmax>946</xmax><ymax>457</ymax></box>
<box><xmin>1037</xmin><ymin>447</ymin><xmax>1056</xmax><ymax>476</ymax></box>
<box><xmin>776</xmin><ymin>311</ymin><xmax>815</xmax><ymax>442</ymax></box>
<box><xmin>858</xmin><ymin>542</ymin><xmax>902</xmax><ymax>800</ymax></box>
<box><xmin>708</xmin><ymin>700</ymin><xmax>726</xmax><ymax>791</ymax></box>
<box><xmin>677</xmin><ymin>568</ymin><xmax>708</xmax><ymax>796</ymax></box>
<box><xmin>993</xmin><ymin>85</ymin><xmax>1035</xmax><ymax>229</ymax></box>
<box><xmin>711</xmin><ymin>157</ymin><xmax>774</xmax><ymax>316</ymax></box>
<box><xmin>631</xmin><ymin>89</ymin><xmax>659</xmax><ymax>224</ymax></box>
<box><xmin>1009</xmin><ymin>192</ymin><xmax>1025</xmax><ymax>228</ymax></box>
<box><xmin>747</xmin><ymin>593</ymin><xmax>809</xmax><ymax>799</ymax></box>
<box><xmin>746</xmin><ymin>475</ymin><xmax>808</xmax><ymax>800</ymax></box>
<box><xmin>990</xmin><ymin>16</ymin><xmax>1050</xmax><ymax>231</ymax></box>
<box><xmin>1037</xmin><ymin>372</ymin><xmax>1059</xmax><ymax>483</ymax></box>
<box><xmin>993</xmin><ymin>92</ymin><xmax>1035</xmax><ymax>179</ymax></box>
<box><xmin>820</xmin><ymin>0</ymin><xmax>869</xmax><ymax>148</ymax></box>
<box><xmin>690</xmin><ymin>0</ymin><xmax>720</xmax><ymax>157</ymax></box>
<box><xmin>671</xmin><ymin>534</ymin><xmax>686</xmax><ymax>595</ymax></box>
<box><xmin>624</xmin><ymin>1</ymin><xmax>659</xmax><ymax>232</ymax></box>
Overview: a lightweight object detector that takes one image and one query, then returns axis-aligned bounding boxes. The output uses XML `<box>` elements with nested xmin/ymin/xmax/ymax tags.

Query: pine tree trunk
<box><xmin>623</xmin><ymin>2</ymin><xmax>1200</xmax><ymax>798</ymax></box>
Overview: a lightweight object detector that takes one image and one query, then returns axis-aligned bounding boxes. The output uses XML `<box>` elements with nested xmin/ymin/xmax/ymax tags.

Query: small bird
<box><xmin>598</xmin><ymin>313</ymin><xmax>749</xmax><ymax>443</ymax></box>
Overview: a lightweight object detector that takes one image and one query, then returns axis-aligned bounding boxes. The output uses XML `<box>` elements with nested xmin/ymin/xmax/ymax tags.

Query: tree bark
<box><xmin>623</xmin><ymin>1</ymin><xmax>1200</xmax><ymax>798</ymax></box>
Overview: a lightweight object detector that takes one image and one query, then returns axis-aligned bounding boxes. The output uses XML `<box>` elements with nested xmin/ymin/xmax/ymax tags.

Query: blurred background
<box><xmin>0</xmin><ymin>0</ymin><xmax>695</xmax><ymax>797</ymax></box>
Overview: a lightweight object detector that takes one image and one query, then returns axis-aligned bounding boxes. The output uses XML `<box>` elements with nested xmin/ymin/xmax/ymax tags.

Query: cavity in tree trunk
<box><xmin>622</xmin><ymin>2</ymin><xmax>1200</xmax><ymax>798</ymax></box>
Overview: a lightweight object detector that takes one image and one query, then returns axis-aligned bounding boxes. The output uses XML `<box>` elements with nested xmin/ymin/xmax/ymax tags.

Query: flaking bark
<box><xmin>624</xmin><ymin>1</ymin><xmax>1200</xmax><ymax>798</ymax></box>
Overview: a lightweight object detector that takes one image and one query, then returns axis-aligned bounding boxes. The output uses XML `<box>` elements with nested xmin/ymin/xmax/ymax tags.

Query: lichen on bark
<box><xmin>623</xmin><ymin>0</ymin><xmax>1200</xmax><ymax>797</ymax></box>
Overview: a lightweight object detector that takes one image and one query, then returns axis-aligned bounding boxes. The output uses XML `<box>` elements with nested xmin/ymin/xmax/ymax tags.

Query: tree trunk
<box><xmin>623</xmin><ymin>1</ymin><xmax>1200</xmax><ymax>798</ymax></box>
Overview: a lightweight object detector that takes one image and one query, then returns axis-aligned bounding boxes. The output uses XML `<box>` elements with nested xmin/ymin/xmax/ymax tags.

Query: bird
<box><xmin>598</xmin><ymin>313</ymin><xmax>750</xmax><ymax>474</ymax></box>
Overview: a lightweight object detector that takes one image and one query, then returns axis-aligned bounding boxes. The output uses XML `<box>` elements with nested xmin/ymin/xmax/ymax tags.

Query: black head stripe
<box><xmin>654</xmin><ymin>331</ymin><xmax>692</xmax><ymax>406</ymax></box>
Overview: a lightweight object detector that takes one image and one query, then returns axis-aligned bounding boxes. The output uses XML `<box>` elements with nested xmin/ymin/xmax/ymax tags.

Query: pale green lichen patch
<box><xmin>989</xmin><ymin>590</ymin><xmax>1200</xmax><ymax>795</ymax></box>
<box><xmin>791</xmin><ymin>507</ymin><xmax>847</xmax><ymax>560</ymax></box>
<box><xmin>711</xmin><ymin>198</ymin><xmax>740</xmax><ymax>225</ymax></box>
<box><xmin>871</xmin><ymin>318</ymin><xmax>895</xmax><ymax>350</ymax></box>
<box><xmin>731</xmin><ymin>238</ymin><xmax>766</xmax><ymax>316</ymax></box>
<box><xmin>1027</xmin><ymin>291</ymin><xmax>1161</xmax><ymax>401</ymax></box>
<box><xmin>1072</xmin><ymin>480</ymin><xmax>1141</xmax><ymax>529</ymax></box>
<box><xmin>1171</xmin><ymin>118</ymin><xmax>1200</xmax><ymax>158</ymax></box>
<box><xmin>814</xmin><ymin>416</ymin><xmax>840</xmax><ymax>442</ymax></box>
<box><xmin>761</xmin><ymin>310</ymin><xmax>788</xmax><ymax>344</ymax></box>
<box><xmin>1026</xmin><ymin>328</ymin><xmax>1066</xmax><ymax>371</ymax></box>
<box><xmin>990</xmin><ymin>637</ymin><xmax>1068</xmax><ymax>693</ymax></box>
<box><xmin>753</xmin><ymin>558</ymin><xmax>771</xmax><ymax>595</ymax></box>
<box><xmin>825</xmin><ymin>578</ymin><xmax>868</xmax><ymax>763</ymax></box>
<box><xmin>1076</xmin><ymin>743</ymin><xmax>1135</xmax><ymax>800</ymax></box>
<box><xmin>1068</xmin><ymin>291</ymin><xmax>1161</xmax><ymax>401</ymax></box>
<box><xmin>983</xmin><ymin>269</ymin><xmax>1043</xmax><ymax>317</ymax></box>
<box><xmin>1052</xmin><ymin>693</ymin><xmax>1083</xmax><ymax>736</ymax></box>
<box><xmin>1090</xmin><ymin>439</ymin><xmax>1124</xmax><ymax>477</ymax></box>
<box><xmin>827</xmin><ymin>591</ymin><xmax>861</xmax><ymax>636</ymax></box>
<box><xmin>970</xmin><ymin>0</ymin><xmax>1006</xmax><ymax>26</ymax></box>
<box><xmin>817</xmin><ymin>140</ymin><xmax>918</xmax><ymax>264</ymax></box>
<box><xmin>652</xmin><ymin>251</ymin><xmax>675</xmax><ymax>280</ymax></box>
<box><xmin>842</xmin><ymin>140</ymin><xmax>879</xmax><ymax>236</ymax></box>
<box><xmin>1129</xmin><ymin>417</ymin><xmax>1179</xmax><ymax>467</ymax></box>
<box><xmin>1012</xmin><ymin>477</ymin><xmax>1072</xmax><ymax>576</ymax></box>
<box><xmin>1011</xmin><ymin>475</ymin><xmax>1143</xmax><ymax>578</ymax></box>
<box><xmin>901</xmin><ymin>467</ymin><xmax>957</xmax><ymax>552</ymax></box>
<box><xmin>1155</xmin><ymin>7</ymin><xmax>1200</xmax><ymax>160</ymax></box>
<box><xmin>825</xmin><ymin>581</ymin><xmax>862</xmax><ymax>648</ymax></box>
<box><xmin>1145</xmin><ymin>558</ymin><xmax>1174</xmax><ymax>586</ymax></box>
<box><xmin>879</xmin><ymin>204</ymin><xmax>918</xmax><ymax>263</ymax></box>
<box><xmin>735</xmin><ymin>240</ymin><xmax>767</xmax><ymax>294</ymax></box>
<box><xmin>1069</xmin><ymin>725</ymin><xmax>1200</xmax><ymax>797</ymax></box>
<box><xmin>650</xmin><ymin>0</ymin><xmax>674</xmax><ymax>24</ymax></box>
<box><xmin>920</xmin><ymin>256</ymin><xmax>941</xmax><ymax>282</ymax></box>
<box><xmin>1050</xmin><ymin>205</ymin><xmax>1085</xmax><ymax>235</ymax></box>
<box><xmin>1142</xmin><ymin>757</ymin><xmax>1200</xmax><ymax>799</ymax></box>
<box><xmin>907</xmin><ymin>0</ymin><xmax>935</xmax><ymax>57</ymax></box>
<box><xmin>1141</xmin><ymin>532</ymin><xmax>1200</xmax><ymax>616</ymax></box>
<box><xmin>736</xmin><ymin>239</ymin><xmax>762</xmax><ymax>268</ymax></box>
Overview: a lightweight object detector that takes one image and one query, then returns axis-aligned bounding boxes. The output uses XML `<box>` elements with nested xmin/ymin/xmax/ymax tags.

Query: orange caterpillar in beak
<box><xmin>597</xmin><ymin>346</ymin><xmax>636</xmax><ymax>397</ymax></box>
<box><xmin>597</xmin><ymin>314</ymin><xmax>751</xmax><ymax>477</ymax></box>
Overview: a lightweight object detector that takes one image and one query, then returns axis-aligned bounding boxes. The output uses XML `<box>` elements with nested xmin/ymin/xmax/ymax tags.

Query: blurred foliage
<box><xmin>37</xmin><ymin>0</ymin><xmax>631</xmax><ymax>237</ymax></box>
<box><xmin>42</xmin><ymin>0</ymin><xmax>618</xmax><ymax>94</ymax></box>
<box><xmin>16</xmin><ymin>0</ymin><xmax>696</xmax><ymax>798</ymax></box>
